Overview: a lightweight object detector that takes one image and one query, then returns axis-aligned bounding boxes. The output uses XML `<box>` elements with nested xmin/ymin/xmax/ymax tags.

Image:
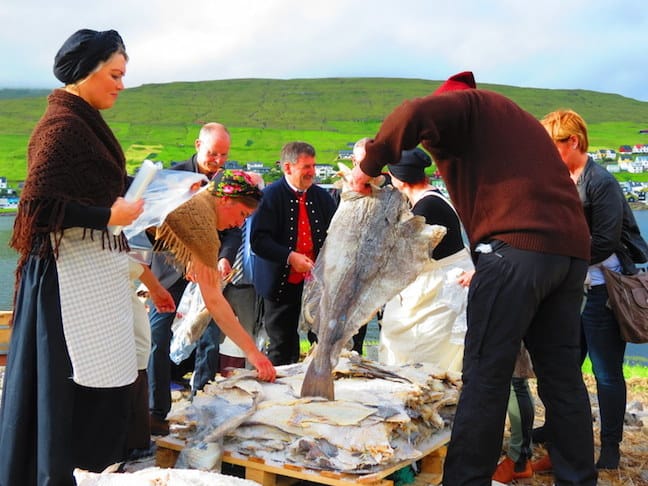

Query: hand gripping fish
<box><xmin>300</xmin><ymin>167</ymin><xmax>447</xmax><ymax>399</ymax></box>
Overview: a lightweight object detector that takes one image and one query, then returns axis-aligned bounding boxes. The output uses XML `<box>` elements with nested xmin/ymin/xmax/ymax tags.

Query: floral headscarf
<box><xmin>207</xmin><ymin>169</ymin><xmax>263</xmax><ymax>200</ymax></box>
<box><xmin>154</xmin><ymin>169</ymin><xmax>263</xmax><ymax>275</ymax></box>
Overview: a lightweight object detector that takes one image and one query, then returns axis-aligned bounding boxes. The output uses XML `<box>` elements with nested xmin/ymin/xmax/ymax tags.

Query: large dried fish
<box><xmin>300</xmin><ymin>173</ymin><xmax>446</xmax><ymax>399</ymax></box>
<box><xmin>169</xmin><ymin>355</ymin><xmax>459</xmax><ymax>474</ymax></box>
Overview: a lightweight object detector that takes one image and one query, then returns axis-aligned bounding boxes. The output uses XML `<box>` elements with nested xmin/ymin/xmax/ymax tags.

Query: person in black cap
<box><xmin>0</xmin><ymin>29</ymin><xmax>144</xmax><ymax>485</ymax></box>
<box><xmin>379</xmin><ymin>147</ymin><xmax>474</xmax><ymax>371</ymax></box>
<box><xmin>53</xmin><ymin>29</ymin><xmax>127</xmax><ymax>86</ymax></box>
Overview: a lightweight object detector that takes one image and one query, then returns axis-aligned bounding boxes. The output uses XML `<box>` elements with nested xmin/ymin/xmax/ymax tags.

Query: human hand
<box><xmin>248</xmin><ymin>350</ymin><xmax>276</xmax><ymax>382</ymax></box>
<box><xmin>289</xmin><ymin>251</ymin><xmax>314</xmax><ymax>273</ymax></box>
<box><xmin>457</xmin><ymin>269</ymin><xmax>475</xmax><ymax>287</ymax></box>
<box><xmin>149</xmin><ymin>286</ymin><xmax>176</xmax><ymax>314</ymax></box>
<box><xmin>108</xmin><ymin>197</ymin><xmax>144</xmax><ymax>226</ymax></box>
<box><xmin>218</xmin><ymin>257</ymin><xmax>232</xmax><ymax>280</ymax></box>
<box><xmin>350</xmin><ymin>165</ymin><xmax>372</xmax><ymax>195</ymax></box>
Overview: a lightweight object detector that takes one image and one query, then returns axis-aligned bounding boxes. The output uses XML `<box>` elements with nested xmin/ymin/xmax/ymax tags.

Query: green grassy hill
<box><xmin>1</xmin><ymin>77</ymin><xmax>648</xmax><ymax>184</ymax></box>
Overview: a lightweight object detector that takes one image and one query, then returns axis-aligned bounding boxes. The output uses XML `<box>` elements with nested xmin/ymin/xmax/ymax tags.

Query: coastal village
<box><xmin>2</xmin><ymin>144</ymin><xmax>648</xmax><ymax>209</ymax></box>
<box><xmin>0</xmin><ymin>177</ymin><xmax>18</xmax><ymax>209</ymax></box>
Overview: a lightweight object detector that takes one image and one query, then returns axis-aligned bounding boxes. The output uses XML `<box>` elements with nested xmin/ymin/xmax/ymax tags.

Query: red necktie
<box><xmin>288</xmin><ymin>191</ymin><xmax>314</xmax><ymax>284</ymax></box>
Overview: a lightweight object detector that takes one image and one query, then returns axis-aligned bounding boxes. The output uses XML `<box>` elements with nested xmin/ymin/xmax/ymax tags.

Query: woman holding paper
<box><xmin>0</xmin><ymin>29</ymin><xmax>143</xmax><ymax>485</ymax></box>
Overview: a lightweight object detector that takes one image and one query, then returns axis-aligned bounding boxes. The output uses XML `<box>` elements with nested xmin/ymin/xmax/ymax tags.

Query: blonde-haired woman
<box><xmin>541</xmin><ymin>109</ymin><xmax>643</xmax><ymax>470</ymax></box>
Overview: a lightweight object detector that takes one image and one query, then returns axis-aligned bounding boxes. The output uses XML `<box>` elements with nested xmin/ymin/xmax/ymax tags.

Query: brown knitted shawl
<box><xmin>11</xmin><ymin>89</ymin><xmax>128</xmax><ymax>278</ymax></box>
<box><xmin>154</xmin><ymin>189</ymin><xmax>221</xmax><ymax>275</ymax></box>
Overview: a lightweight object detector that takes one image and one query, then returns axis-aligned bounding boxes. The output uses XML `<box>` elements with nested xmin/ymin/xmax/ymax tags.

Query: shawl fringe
<box><xmin>154</xmin><ymin>190</ymin><xmax>220</xmax><ymax>277</ymax></box>
<box><xmin>11</xmin><ymin>90</ymin><xmax>129</xmax><ymax>306</ymax></box>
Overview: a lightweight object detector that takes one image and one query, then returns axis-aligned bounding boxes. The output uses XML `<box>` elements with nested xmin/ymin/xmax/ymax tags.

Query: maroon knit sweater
<box><xmin>360</xmin><ymin>89</ymin><xmax>590</xmax><ymax>261</ymax></box>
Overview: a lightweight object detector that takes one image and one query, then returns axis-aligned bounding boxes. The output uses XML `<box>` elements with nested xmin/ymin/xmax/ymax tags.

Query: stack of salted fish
<box><xmin>167</xmin><ymin>352</ymin><xmax>460</xmax><ymax>474</ymax></box>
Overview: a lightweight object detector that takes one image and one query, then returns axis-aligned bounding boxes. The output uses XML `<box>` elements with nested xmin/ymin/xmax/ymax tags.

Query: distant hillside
<box><xmin>0</xmin><ymin>88</ymin><xmax>50</xmax><ymax>100</ymax></box>
<box><xmin>1</xmin><ymin>77</ymin><xmax>647</xmax><ymax>183</ymax></box>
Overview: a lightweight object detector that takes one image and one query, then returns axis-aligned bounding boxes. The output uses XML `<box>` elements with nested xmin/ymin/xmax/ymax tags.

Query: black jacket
<box><xmin>250</xmin><ymin>178</ymin><xmax>336</xmax><ymax>300</ymax></box>
<box><xmin>577</xmin><ymin>157</ymin><xmax>639</xmax><ymax>273</ymax></box>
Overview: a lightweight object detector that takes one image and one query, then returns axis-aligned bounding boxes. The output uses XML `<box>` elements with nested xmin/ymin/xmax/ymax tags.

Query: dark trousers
<box><xmin>581</xmin><ymin>284</ymin><xmax>627</xmax><ymax>446</ymax></box>
<box><xmin>507</xmin><ymin>377</ymin><xmax>534</xmax><ymax>465</ymax></box>
<box><xmin>443</xmin><ymin>242</ymin><xmax>597</xmax><ymax>486</ymax></box>
<box><xmin>263</xmin><ymin>282</ymin><xmax>303</xmax><ymax>365</ymax></box>
<box><xmin>128</xmin><ymin>370</ymin><xmax>151</xmax><ymax>451</ymax></box>
<box><xmin>148</xmin><ymin>278</ymin><xmax>220</xmax><ymax>420</ymax></box>
<box><xmin>352</xmin><ymin>324</ymin><xmax>368</xmax><ymax>355</ymax></box>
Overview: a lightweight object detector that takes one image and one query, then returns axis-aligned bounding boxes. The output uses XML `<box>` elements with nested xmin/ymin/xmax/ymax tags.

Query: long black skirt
<box><xmin>0</xmin><ymin>253</ymin><xmax>133</xmax><ymax>486</ymax></box>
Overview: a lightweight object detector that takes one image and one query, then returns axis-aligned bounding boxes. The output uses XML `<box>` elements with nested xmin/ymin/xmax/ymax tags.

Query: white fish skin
<box><xmin>300</xmin><ymin>181</ymin><xmax>446</xmax><ymax>400</ymax></box>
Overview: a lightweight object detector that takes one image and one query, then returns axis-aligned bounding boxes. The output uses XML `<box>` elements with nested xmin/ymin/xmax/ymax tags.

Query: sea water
<box><xmin>0</xmin><ymin>215</ymin><xmax>16</xmax><ymax>311</ymax></box>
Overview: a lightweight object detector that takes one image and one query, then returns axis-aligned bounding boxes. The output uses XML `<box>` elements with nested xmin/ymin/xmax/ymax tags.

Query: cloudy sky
<box><xmin>2</xmin><ymin>0</ymin><xmax>647</xmax><ymax>101</ymax></box>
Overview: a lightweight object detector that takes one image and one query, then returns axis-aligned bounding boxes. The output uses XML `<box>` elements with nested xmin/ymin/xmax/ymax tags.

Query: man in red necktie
<box><xmin>250</xmin><ymin>142</ymin><xmax>337</xmax><ymax>365</ymax></box>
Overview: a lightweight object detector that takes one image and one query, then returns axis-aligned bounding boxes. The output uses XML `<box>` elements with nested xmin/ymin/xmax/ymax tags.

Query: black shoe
<box><xmin>532</xmin><ymin>425</ymin><xmax>548</xmax><ymax>444</ymax></box>
<box><xmin>150</xmin><ymin>415</ymin><xmax>170</xmax><ymax>436</ymax></box>
<box><xmin>596</xmin><ymin>443</ymin><xmax>620</xmax><ymax>469</ymax></box>
<box><xmin>127</xmin><ymin>445</ymin><xmax>155</xmax><ymax>460</ymax></box>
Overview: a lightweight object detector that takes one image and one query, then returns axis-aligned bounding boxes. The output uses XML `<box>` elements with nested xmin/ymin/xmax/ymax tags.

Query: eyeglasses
<box><xmin>206</xmin><ymin>151</ymin><xmax>228</xmax><ymax>160</ymax></box>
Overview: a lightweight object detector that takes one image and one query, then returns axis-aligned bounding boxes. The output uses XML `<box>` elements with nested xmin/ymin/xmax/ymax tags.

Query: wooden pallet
<box><xmin>0</xmin><ymin>311</ymin><xmax>12</xmax><ymax>366</ymax></box>
<box><xmin>156</xmin><ymin>429</ymin><xmax>449</xmax><ymax>486</ymax></box>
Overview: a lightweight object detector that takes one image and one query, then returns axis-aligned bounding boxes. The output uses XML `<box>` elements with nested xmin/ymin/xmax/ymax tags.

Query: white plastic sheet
<box><xmin>123</xmin><ymin>168</ymin><xmax>208</xmax><ymax>247</ymax></box>
<box><xmin>170</xmin><ymin>282</ymin><xmax>211</xmax><ymax>364</ymax></box>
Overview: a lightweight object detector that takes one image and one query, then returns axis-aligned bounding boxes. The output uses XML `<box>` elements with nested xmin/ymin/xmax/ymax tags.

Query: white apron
<box><xmin>55</xmin><ymin>228</ymin><xmax>137</xmax><ymax>387</ymax></box>
<box><xmin>379</xmin><ymin>247</ymin><xmax>473</xmax><ymax>372</ymax></box>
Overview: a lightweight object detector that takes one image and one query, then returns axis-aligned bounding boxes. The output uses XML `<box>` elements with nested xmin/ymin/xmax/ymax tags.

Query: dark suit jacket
<box><xmin>250</xmin><ymin>177</ymin><xmax>336</xmax><ymax>301</ymax></box>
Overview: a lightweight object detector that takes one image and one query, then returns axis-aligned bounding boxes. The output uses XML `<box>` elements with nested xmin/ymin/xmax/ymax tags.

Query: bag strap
<box><xmin>638</xmin><ymin>268</ymin><xmax>648</xmax><ymax>292</ymax></box>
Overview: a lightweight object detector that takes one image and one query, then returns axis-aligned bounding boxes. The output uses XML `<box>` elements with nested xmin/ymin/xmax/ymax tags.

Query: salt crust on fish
<box><xmin>167</xmin><ymin>354</ymin><xmax>460</xmax><ymax>473</ymax></box>
<box><xmin>74</xmin><ymin>466</ymin><xmax>258</xmax><ymax>485</ymax></box>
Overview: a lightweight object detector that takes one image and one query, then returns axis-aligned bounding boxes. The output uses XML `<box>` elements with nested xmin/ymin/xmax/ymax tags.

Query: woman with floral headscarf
<box><xmin>153</xmin><ymin>169</ymin><xmax>276</xmax><ymax>383</ymax></box>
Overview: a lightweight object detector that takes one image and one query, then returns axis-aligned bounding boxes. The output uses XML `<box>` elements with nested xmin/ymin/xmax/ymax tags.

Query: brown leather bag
<box><xmin>601</xmin><ymin>267</ymin><xmax>648</xmax><ymax>343</ymax></box>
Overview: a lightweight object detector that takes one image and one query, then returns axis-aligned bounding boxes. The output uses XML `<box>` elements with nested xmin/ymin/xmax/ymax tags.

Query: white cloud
<box><xmin>1</xmin><ymin>0</ymin><xmax>647</xmax><ymax>101</ymax></box>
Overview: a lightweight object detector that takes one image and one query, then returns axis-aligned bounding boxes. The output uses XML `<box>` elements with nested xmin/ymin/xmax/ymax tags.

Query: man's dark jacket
<box><xmin>250</xmin><ymin>177</ymin><xmax>336</xmax><ymax>301</ymax></box>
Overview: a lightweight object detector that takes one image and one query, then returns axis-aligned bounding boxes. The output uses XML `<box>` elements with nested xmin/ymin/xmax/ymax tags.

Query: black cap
<box><xmin>53</xmin><ymin>29</ymin><xmax>125</xmax><ymax>84</ymax></box>
<box><xmin>388</xmin><ymin>148</ymin><xmax>432</xmax><ymax>184</ymax></box>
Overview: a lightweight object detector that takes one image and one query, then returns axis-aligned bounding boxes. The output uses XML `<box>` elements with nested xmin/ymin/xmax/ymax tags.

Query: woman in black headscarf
<box><xmin>379</xmin><ymin>148</ymin><xmax>474</xmax><ymax>370</ymax></box>
<box><xmin>0</xmin><ymin>29</ymin><xmax>143</xmax><ymax>485</ymax></box>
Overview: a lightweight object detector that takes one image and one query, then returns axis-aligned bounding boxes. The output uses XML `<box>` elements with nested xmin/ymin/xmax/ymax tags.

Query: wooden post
<box><xmin>0</xmin><ymin>311</ymin><xmax>12</xmax><ymax>366</ymax></box>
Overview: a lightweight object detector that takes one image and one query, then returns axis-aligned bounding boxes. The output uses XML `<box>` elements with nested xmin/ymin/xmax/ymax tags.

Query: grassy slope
<box><xmin>1</xmin><ymin>77</ymin><xmax>648</xmax><ymax>183</ymax></box>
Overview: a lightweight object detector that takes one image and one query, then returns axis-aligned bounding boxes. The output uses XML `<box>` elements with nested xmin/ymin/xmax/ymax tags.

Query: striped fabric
<box><xmin>230</xmin><ymin>238</ymin><xmax>245</xmax><ymax>286</ymax></box>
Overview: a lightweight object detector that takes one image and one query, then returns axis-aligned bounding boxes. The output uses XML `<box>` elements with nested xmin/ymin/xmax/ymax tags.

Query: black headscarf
<box><xmin>388</xmin><ymin>148</ymin><xmax>432</xmax><ymax>184</ymax></box>
<box><xmin>53</xmin><ymin>29</ymin><xmax>126</xmax><ymax>84</ymax></box>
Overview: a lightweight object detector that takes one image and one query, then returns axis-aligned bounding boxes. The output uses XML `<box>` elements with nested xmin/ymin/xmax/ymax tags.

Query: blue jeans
<box><xmin>148</xmin><ymin>278</ymin><xmax>220</xmax><ymax>420</ymax></box>
<box><xmin>581</xmin><ymin>284</ymin><xmax>627</xmax><ymax>446</ymax></box>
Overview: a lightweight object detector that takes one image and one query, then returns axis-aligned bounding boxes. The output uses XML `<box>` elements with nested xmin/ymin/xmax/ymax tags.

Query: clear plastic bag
<box><xmin>436</xmin><ymin>267</ymin><xmax>469</xmax><ymax>345</ymax></box>
<box><xmin>123</xmin><ymin>168</ymin><xmax>208</xmax><ymax>243</ymax></box>
<box><xmin>170</xmin><ymin>282</ymin><xmax>211</xmax><ymax>364</ymax></box>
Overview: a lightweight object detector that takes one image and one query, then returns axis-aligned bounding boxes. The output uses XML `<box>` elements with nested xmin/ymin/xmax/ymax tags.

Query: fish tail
<box><xmin>300</xmin><ymin>357</ymin><xmax>335</xmax><ymax>400</ymax></box>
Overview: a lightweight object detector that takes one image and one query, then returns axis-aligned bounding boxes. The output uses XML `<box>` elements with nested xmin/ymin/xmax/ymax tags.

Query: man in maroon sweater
<box><xmin>351</xmin><ymin>72</ymin><xmax>597</xmax><ymax>485</ymax></box>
